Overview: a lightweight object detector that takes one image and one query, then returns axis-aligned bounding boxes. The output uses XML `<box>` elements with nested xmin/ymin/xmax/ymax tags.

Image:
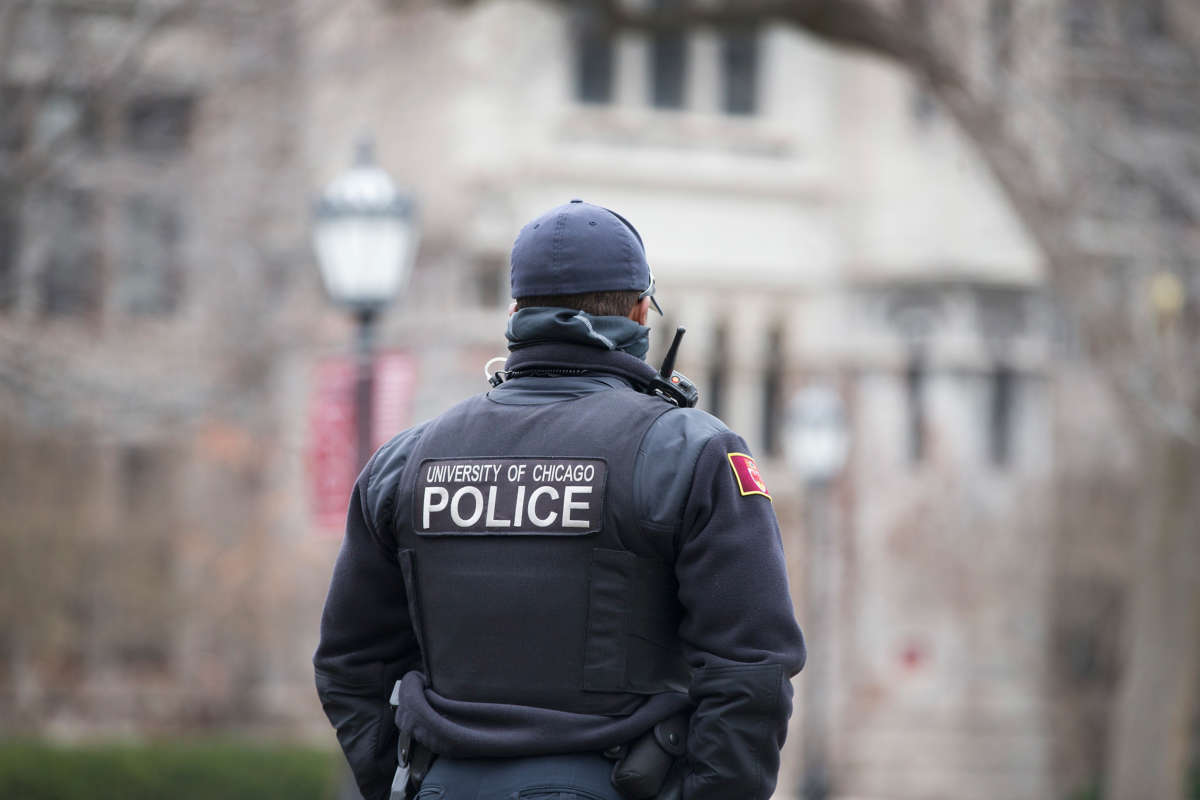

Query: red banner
<box><xmin>309</xmin><ymin>351</ymin><xmax>418</xmax><ymax>534</ymax></box>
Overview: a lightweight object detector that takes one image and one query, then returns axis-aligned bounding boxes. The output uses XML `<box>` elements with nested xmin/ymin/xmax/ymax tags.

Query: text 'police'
<box><xmin>415</xmin><ymin>457</ymin><xmax>607</xmax><ymax>536</ymax></box>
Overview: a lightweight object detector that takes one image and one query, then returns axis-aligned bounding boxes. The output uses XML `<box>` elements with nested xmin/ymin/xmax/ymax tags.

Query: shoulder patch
<box><xmin>728</xmin><ymin>452</ymin><xmax>771</xmax><ymax>500</ymax></box>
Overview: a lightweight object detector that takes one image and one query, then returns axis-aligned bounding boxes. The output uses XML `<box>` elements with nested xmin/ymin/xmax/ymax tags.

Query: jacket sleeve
<box><xmin>672</xmin><ymin>432</ymin><xmax>806</xmax><ymax>800</ymax></box>
<box><xmin>313</xmin><ymin>437</ymin><xmax>423</xmax><ymax>800</ymax></box>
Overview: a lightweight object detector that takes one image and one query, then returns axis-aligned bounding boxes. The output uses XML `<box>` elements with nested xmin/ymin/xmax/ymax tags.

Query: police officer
<box><xmin>314</xmin><ymin>200</ymin><xmax>806</xmax><ymax>800</ymax></box>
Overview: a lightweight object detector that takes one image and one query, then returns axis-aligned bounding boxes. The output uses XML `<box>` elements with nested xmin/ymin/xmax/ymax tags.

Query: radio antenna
<box><xmin>660</xmin><ymin>327</ymin><xmax>686</xmax><ymax>377</ymax></box>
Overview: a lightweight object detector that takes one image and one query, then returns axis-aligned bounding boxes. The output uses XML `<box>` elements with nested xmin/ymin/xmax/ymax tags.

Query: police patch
<box><xmin>728</xmin><ymin>452</ymin><xmax>771</xmax><ymax>499</ymax></box>
<box><xmin>415</xmin><ymin>457</ymin><xmax>607</xmax><ymax>536</ymax></box>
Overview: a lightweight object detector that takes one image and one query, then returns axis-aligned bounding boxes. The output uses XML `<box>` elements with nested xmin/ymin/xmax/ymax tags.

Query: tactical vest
<box><xmin>393</xmin><ymin>380</ymin><xmax>689</xmax><ymax>716</ymax></box>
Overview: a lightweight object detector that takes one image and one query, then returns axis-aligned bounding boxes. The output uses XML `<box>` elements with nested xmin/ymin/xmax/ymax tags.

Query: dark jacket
<box><xmin>314</xmin><ymin>328</ymin><xmax>805</xmax><ymax>800</ymax></box>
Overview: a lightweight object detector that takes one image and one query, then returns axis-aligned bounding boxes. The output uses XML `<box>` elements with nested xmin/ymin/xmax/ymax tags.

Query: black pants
<box><xmin>413</xmin><ymin>752</ymin><xmax>624</xmax><ymax>800</ymax></box>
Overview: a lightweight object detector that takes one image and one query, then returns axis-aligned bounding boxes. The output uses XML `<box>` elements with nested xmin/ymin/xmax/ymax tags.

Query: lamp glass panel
<box><xmin>314</xmin><ymin>215</ymin><xmax>412</xmax><ymax>307</ymax></box>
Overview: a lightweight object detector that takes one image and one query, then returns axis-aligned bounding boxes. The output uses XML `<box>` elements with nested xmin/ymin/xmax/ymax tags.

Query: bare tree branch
<box><xmin>0</xmin><ymin>0</ymin><xmax>34</xmax><ymax>72</ymax></box>
<box><xmin>558</xmin><ymin>0</ymin><xmax>1200</xmax><ymax>444</ymax></box>
<box><xmin>577</xmin><ymin>0</ymin><xmax>960</xmax><ymax>85</ymax></box>
<box><xmin>556</xmin><ymin>0</ymin><xmax>1076</xmax><ymax>269</ymax></box>
<box><xmin>2</xmin><ymin>0</ymin><xmax>192</xmax><ymax>187</ymax></box>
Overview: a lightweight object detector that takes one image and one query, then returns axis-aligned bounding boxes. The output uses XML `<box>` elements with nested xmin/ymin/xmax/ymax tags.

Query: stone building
<box><xmin>0</xmin><ymin>1</ymin><xmax>1123</xmax><ymax>798</ymax></box>
<box><xmin>294</xmin><ymin>3</ymin><xmax>1053</xmax><ymax>798</ymax></box>
<box><xmin>0</xmin><ymin>0</ymin><xmax>311</xmax><ymax>729</ymax></box>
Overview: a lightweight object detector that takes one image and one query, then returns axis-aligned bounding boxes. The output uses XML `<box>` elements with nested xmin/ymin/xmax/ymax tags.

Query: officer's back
<box><xmin>315</xmin><ymin>200</ymin><xmax>805</xmax><ymax>800</ymax></box>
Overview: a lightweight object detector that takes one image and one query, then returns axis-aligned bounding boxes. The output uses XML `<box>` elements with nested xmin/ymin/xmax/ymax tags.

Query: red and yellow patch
<box><xmin>728</xmin><ymin>452</ymin><xmax>771</xmax><ymax>500</ymax></box>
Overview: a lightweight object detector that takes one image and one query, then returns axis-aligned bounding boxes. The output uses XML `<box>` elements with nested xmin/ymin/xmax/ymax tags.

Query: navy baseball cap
<box><xmin>510</xmin><ymin>199</ymin><xmax>662</xmax><ymax>315</ymax></box>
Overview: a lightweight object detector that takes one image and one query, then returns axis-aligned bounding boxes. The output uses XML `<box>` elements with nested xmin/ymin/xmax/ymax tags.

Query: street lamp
<box><xmin>313</xmin><ymin>138</ymin><xmax>419</xmax><ymax>470</ymax></box>
<box><xmin>784</xmin><ymin>383</ymin><xmax>850</xmax><ymax>800</ymax></box>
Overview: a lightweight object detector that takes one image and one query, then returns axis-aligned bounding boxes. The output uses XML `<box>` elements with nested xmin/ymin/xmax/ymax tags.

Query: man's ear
<box><xmin>508</xmin><ymin>301</ymin><xmax>518</xmax><ymax>318</ymax></box>
<box><xmin>629</xmin><ymin>297</ymin><xmax>651</xmax><ymax>326</ymax></box>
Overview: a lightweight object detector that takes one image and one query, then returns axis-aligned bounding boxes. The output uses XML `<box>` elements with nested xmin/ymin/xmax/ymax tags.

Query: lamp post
<box><xmin>313</xmin><ymin>138</ymin><xmax>419</xmax><ymax>470</ymax></box>
<box><xmin>783</xmin><ymin>383</ymin><xmax>850</xmax><ymax>800</ymax></box>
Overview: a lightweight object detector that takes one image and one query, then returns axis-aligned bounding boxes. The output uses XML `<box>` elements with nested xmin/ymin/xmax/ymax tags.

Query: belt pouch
<box><xmin>610</xmin><ymin>713</ymin><xmax>688</xmax><ymax>799</ymax></box>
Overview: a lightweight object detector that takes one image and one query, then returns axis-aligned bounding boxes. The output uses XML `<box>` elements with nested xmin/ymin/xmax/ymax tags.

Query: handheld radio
<box><xmin>648</xmin><ymin>327</ymin><xmax>699</xmax><ymax>408</ymax></box>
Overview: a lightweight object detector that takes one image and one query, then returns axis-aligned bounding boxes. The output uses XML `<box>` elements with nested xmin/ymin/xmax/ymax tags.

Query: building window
<box><xmin>574</xmin><ymin>3</ymin><xmax>614</xmax><ymax>104</ymax></box>
<box><xmin>988</xmin><ymin>362</ymin><xmax>1015</xmax><ymax>467</ymax></box>
<box><xmin>1</xmin><ymin>85</ymin><xmax>101</xmax><ymax>154</ymax></box>
<box><xmin>0</xmin><ymin>196</ymin><xmax>17</xmax><ymax>310</ymax></box>
<box><xmin>115</xmin><ymin>638</ymin><xmax>170</xmax><ymax>672</ymax></box>
<box><xmin>38</xmin><ymin>91</ymin><xmax>101</xmax><ymax>153</ymax></box>
<box><xmin>118</xmin><ymin>195</ymin><xmax>181</xmax><ymax>315</ymax></box>
<box><xmin>977</xmin><ymin>286</ymin><xmax>1027</xmax><ymax>340</ymax></box>
<box><xmin>1120</xmin><ymin>0</ymin><xmax>1166</xmax><ymax>40</ymax></box>
<box><xmin>1064</xmin><ymin>0</ymin><xmax>1099</xmax><ymax>45</ymax></box>
<box><xmin>1053</xmin><ymin>577</ymin><xmax>1124</xmax><ymax>688</ymax></box>
<box><xmin>39</xmin><ymin>187</ymin><xmax>101</xmax><ymax>317</ymax></box>
<box><xmin>473</xmin><ymin>255</ymin><xmax>506</xmax><ymax>308</ymax></box>
<box><xmin>708</xmin><ymin>323</ymin><xmax>728</xmax><ymax>421</ymax></box>
<box><xmin>126</xmin><ymin>94</ymin><xmax>193</xmax><ymax>155</ymax></box>
<box><xmin>761</xmin><ymin>324</ymin><xmax>783</xmax><ymax>456</ymax></box>
<box><xmin>988</xmin><ymin>0</ymin><xmax>1013</xmax><ymax>71</ymax></box>
<box><xmin>904</xmin><ymin>351</ymin><xmax>927</xmax><ymax>464</ymax></box>
<box><xmin>115</xmin><ymin>444</ymin><xmax>172</xmax><ymax>672</ymax></box>
<box><xmin>74</xmin><ymin>93</ymin><xmax>102</xmax><ymax>153</ymax></box>
<box><xmin>0</xmin><ymin>87</ymin><xmax>26</xmax><ymax>153</ymax></box>
<box><xmin>650</xmin><ymin>0</ymin><xmax>687</xmax><ymax>109</ymax></box>
<box><xmin>121</xmin><ymin>445</ymin><xmax>158</xmax><ymax>512</ymax></box>
<box><xmin>721</xmin><ymin>27</ymin><xmax>758</xmax><ymax>115</ymax></box>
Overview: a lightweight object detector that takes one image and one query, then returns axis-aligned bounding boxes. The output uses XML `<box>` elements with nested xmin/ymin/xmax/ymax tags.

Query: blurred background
<box><xmin>1</xmin><ymin>0</ymin><xmax>1198</xmax><ymax>798</ymax></box>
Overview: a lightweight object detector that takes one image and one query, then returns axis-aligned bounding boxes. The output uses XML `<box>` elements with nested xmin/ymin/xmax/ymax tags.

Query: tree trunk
<box><xmin>1106</xmin><ymin>436</ymin><xmax>1200</xmax><ymax>800</ymax></box>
